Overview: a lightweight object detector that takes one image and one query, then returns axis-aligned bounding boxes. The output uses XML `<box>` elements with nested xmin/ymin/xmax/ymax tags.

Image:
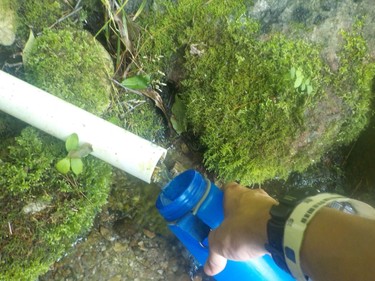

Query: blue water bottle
<box><xmin>156</xmin><ymin>169</ymin><xmax>295</xmax><ymax>281</ymax></box>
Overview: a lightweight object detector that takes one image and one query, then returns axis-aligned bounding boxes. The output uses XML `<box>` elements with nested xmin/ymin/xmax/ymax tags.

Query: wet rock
<box><xmin>113</xmin><ymin>242</ymin><xmax>128</xmax><ymax>253</ymax></box>
<box><xmin>0</xmin><ymin>1</ymin><xmax>16</xmax><ymax>46</ymax></box>
<box><xmin>99</xmin><ymin>226</ymin><xmax>115</xmax><ymax>242</ymax></box>
<box><xmin>291</xmin><ymin>5</ymin><xmax>311</xmax><ymax>23</ymax></box>
<box><xmin>137</xmin><ymin>240</ymin><xmax>147</xmax><ymax>251</ymax></box>
<box><xmin>320</xmin><ymin>0</ymin><xmax>338</xmax><ymax>11</ymax></box>
<box><xmin>249</xmin><ymin>0</ymin><xmax>289</xmax><ymax>23</ymax></box>
<box><xmin>22</xmin><ymin>199</ymin><xmax>50</xmax><ymax>214</ymax></box>
<box><xmin>143</xmin><ymin>228</ymin><xmax>156</xmax><ymax>239</ymax></box>
<box><xmin>113</xmin><ymin>217</ymin><xmax>138</xmax><ymax>237</ymax></box>
<box><xmin>109</xmin><ymin>275</ymin><xmax>122</xmax><ymax>281</ymax></box>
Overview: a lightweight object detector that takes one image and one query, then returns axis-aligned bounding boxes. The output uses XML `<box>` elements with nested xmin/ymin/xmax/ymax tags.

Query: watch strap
<box><xmin>265</xmin><ymin>188</ymin><xmax>319</xmax><ymax>274</ymax></box>
<box><xmin>284</xmin><ymin>193</ymin><xmax>345</xmax><ymax>280</ymax></box>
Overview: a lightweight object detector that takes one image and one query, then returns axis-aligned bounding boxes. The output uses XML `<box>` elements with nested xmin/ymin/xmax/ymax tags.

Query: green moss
<box><xmin>18</xmin><ymin>0</ymin><xmax>71</xmax><ymax>33</ymax></box>
<box><xmin>0</xmin><ymin>127</ymin><xmax>112</xmax><ymax>280</ymax></box>
<box><xmin>24</xmin><ymin>28</ymin><xmax>114</xmax><ymax>116</ymax></box>
<box><xmin>105</xmin><ymin>91</ymin><xmax>166</xmax><ymax>142</ymax></box>
<box><xmin>333</xmin><ymin>20</ymin><xmax>375</xmax><ymax>144</ymax></box>
<box><xmin>138</xmin><ymin>2</ymin><xmax>375</xmax><ymax>184</ymax></box>
<box><xmin>137</xmin><ymin>0</ymin><xmax>247</xmax><ymax>83</ymax></box>
<box><xmin>183</xmin><ymin>24</ymin><xmax>330</xmax><ymax>184</ymax></box>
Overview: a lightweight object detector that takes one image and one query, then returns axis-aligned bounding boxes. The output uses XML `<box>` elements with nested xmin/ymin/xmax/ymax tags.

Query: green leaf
<box><xmin>305</xmin><ymin>78</ymin><xmax>311</xmax><ymax>86</ymax></box>
<box><xmin>290</xmin><ymin>67</ymin><xmax>296</xmax><ymax>79</ymax></box>
<box><xmin>296</xmin><ymin>68</ymin><xmax>302</xmax><ymax>78</ymax></box>
<box><xmin>132</xmin><ymin>0</ymin><xmax>147</xmax><ymax>21</ymax></box>
<box><xmin>71</xmin><ymin>158</ymin><xmax>83</xmax><ymax>175</ymax></box>
<box><xmin>121</xmin><ymin>75</ymin><xmax>151</xmax><ymax>90</ymax></box>
<box><xmin>22</xmin><ymin>30</ymin><xmax>35</xmax><ymax>65</ymax></box>
<box><xmin>307</xmin><ymin>85</ymin><xmax>313</xmax><ymax>95</ymax></box>
<box><xmin>171</xmin><ymin>95</ymin><xmax>188</xmax><ymax>134</ymax></box>
<box><xmin>56</xmin><ymin>158</ymin><xmax>71</xmax><ymax>174</ymax></box>
<box><xmin>294</xmin><ymin>76</ymin><xmax>303</xmax><ymax>88</ymax></box>
<box><xmin>301</xmin><ymin>82</ymin><xmax>306</xmax><ymax>91</ymax></box>
<box><xmin>65</xmin><ymin>133</ymin><xmax>79</xmax><ymax>152</ymax></box>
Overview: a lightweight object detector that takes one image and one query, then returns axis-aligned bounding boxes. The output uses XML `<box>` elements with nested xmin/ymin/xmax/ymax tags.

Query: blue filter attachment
<box><xmin>156</xmin><ymin>170</ymin><xmax>295</xmax><ymax>281</ymax></box>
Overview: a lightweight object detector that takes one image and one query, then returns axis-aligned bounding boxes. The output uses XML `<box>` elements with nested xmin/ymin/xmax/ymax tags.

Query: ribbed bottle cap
<box><xmin>156</xmin><ymin>170</ymin><xmax>207</xmax><ymax>221</ymax></box>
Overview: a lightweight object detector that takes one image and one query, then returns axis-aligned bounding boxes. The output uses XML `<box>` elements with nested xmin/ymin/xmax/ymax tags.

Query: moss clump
<box><xmin>24</xmin><ymin>28</ymin><xmax>114</xmax><ymax>116</ymax></box>
<box><xmin>0</xmin><ymin>126</ymin><xmax>112</xmax><ymax>280</ymax></box>
<box><xmin>18</xmin><ymin>0</ymin><xmax>70</xmax><ymax>33</ymax></box>
<box><xmin>139</xmin><ymin>1</ymin><xmax>375</xmax><ymax>184</ymax></box>
<box><xmin>105</xmin><ymin>91</ymin><xmax>166</xmax><ymax>142</ymax></box>
<box><xmin>333</xmin><ymin>21</ymin><xmax>375</xmax><ymax>143</ymax></box>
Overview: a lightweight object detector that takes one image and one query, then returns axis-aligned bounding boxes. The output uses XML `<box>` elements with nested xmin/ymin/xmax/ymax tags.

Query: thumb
<box><xmin>204</xmin><ymin>251</ymin><xmax>227</xmax><ymax>276</ymax></box>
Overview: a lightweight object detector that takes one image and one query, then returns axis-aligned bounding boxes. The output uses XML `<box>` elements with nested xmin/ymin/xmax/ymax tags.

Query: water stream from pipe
<box><xmin>151</xmin><ymin>162</ymin><xmax>174</xmax><ymax>189</ymax></box>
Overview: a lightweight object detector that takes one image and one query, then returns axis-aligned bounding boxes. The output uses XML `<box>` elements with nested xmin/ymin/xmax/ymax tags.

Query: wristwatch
<box><xmin>265</xmin><ymin>188</ymin><xmax>357</xmax><ymax>275</ymax></box>
<box><xmin>265</xmin><ymin>188</ymin><xmax>319</xmax><ymax>274</ymax></box>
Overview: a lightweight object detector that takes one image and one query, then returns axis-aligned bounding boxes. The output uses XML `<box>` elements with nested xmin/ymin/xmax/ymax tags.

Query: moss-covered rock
<box><xmin>105</xmin><ymin>90</ymin><xmax>166</xmax><ymax>142</ymax></box>
<box><xmin>0</xmin><ymin>126</ymin><xmax>112</xmax><ymax>280</ymax></box>
<box><xmin>0</xmin><ymin>0</ymin><xmax>17</xmax><ymax>46</ymax></box>
<box><xmin>139</xmin><ymin>0</ymin><xmax>375</xmax><ymax>184</ymax></box>
<box><xmin>19</xmin><ymin>0</ymin><xmax>72</xmax><ymax>33</ymax></box>
<box><xmin>24</xmin><ymin>28</ymin><xmax>114</xmax><ymax>116</ymax></box>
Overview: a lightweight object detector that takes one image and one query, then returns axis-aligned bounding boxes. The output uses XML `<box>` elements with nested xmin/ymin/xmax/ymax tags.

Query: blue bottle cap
<box><xmin>156</xmin><ymin>169</ymin><xmax>207</xmax><ymax>221</ymax></box>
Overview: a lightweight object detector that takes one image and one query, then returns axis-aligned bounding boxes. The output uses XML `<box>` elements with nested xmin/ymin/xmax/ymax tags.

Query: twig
<box><xmin>41</xmin><ymin>6</ymin><xmax>83</xmax><ymax>35</ymax></box>
<box><xmin>3</xmin><ymin>62</ymin><xmax>23</xmax><ymax>69</ymax></box>
<box><xmin>8</xmin><ymin>222</ymin><xmax>13</xmax><ymax>235</ymax></box>
<box><xmin>125</xmin><ymin>100</ymin><xmax>146</xmax><ymax>113</ymax></box>
<box><xmin>111</xmin><ymin>78</ymin><xmax>144</xmax><ymax>96</ymax></box>
<box><xmin>74</xmin><ymin>0</ymin><xmax>82</xmax><ymax>10</ymax></box>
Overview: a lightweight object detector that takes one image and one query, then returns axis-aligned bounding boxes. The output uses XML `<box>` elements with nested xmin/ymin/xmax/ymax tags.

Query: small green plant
<box><xmin>56</xmin><ymin>133</ymin><xmax>93</xmax><ymax>175</ymax></box>
<box><xmin>121</xmin><ymin>74</ymin><xmax>151</xmax><ymax>90</ymax></box>
<box><xmin>170</xmin><ymin>95</ymin><xmax>188</xmax><ymax>135</ymax></box>
<box><xmin>290</xmin><ymin>66</ymin><xmax>314</xmax><ymax>95</ymax></box>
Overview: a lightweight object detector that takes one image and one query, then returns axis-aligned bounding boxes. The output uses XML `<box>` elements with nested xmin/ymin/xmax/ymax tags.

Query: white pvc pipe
<box><xmin>0</xmin><ymin>70</ymin><xmax>167</xmax><ymax>183</ymax></box>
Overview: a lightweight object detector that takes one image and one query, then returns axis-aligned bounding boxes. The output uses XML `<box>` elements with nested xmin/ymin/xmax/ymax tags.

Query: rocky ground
<box><xmin>39</xmin><ymin>142</ymin><xmax>210</xmax><ymax>281</ymax></box>
<box><xmin>38</xmin><ymin>0</ymin><xmax>375</xmax><ymax>280</ymax></box>
<box><xmin>40</xmin><ymin>172</ymin><xmax>195</xmax><ymax>281</ymax></box>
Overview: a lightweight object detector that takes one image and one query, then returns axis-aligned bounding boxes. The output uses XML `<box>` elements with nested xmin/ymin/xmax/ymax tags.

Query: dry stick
<box><xmin>74</xmin><ymin>0</ymin><xmax>82</xmax><ymax>10</ymax></box>
<box><xmin>8</xmin><ymin>222</ymin><xmax>13</xmax><ymax>235</ymax></box>
<box><xmin>40</xmin><ymin>6</ymin><xmax>83</xmax><ymax>35</ymax></box>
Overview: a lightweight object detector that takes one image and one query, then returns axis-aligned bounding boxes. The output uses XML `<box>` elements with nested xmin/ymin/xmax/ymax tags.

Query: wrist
<box><xmin>253</xmin><ymin>198</ymin><xmax>278</xmax><ymax>253</ymax></box>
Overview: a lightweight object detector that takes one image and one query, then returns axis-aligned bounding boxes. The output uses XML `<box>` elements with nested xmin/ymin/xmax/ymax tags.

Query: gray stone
<box><xmin>0</xmin><ymin>0</ymin><xmax>16</xmax><ymax>46</ymax></box>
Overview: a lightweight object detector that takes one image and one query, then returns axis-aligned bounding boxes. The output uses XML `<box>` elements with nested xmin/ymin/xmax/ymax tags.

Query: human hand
<box><xmin>204</xmin><ymin>182</ymin><xmax>277</xmax><ymax>276</ymax></box>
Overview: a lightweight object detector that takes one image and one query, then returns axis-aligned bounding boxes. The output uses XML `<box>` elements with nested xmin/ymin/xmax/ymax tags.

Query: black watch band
<box><xmin>265</xmin><ymin>188</ymin><xmax>319</xmax><ymax>274</ymax></box>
